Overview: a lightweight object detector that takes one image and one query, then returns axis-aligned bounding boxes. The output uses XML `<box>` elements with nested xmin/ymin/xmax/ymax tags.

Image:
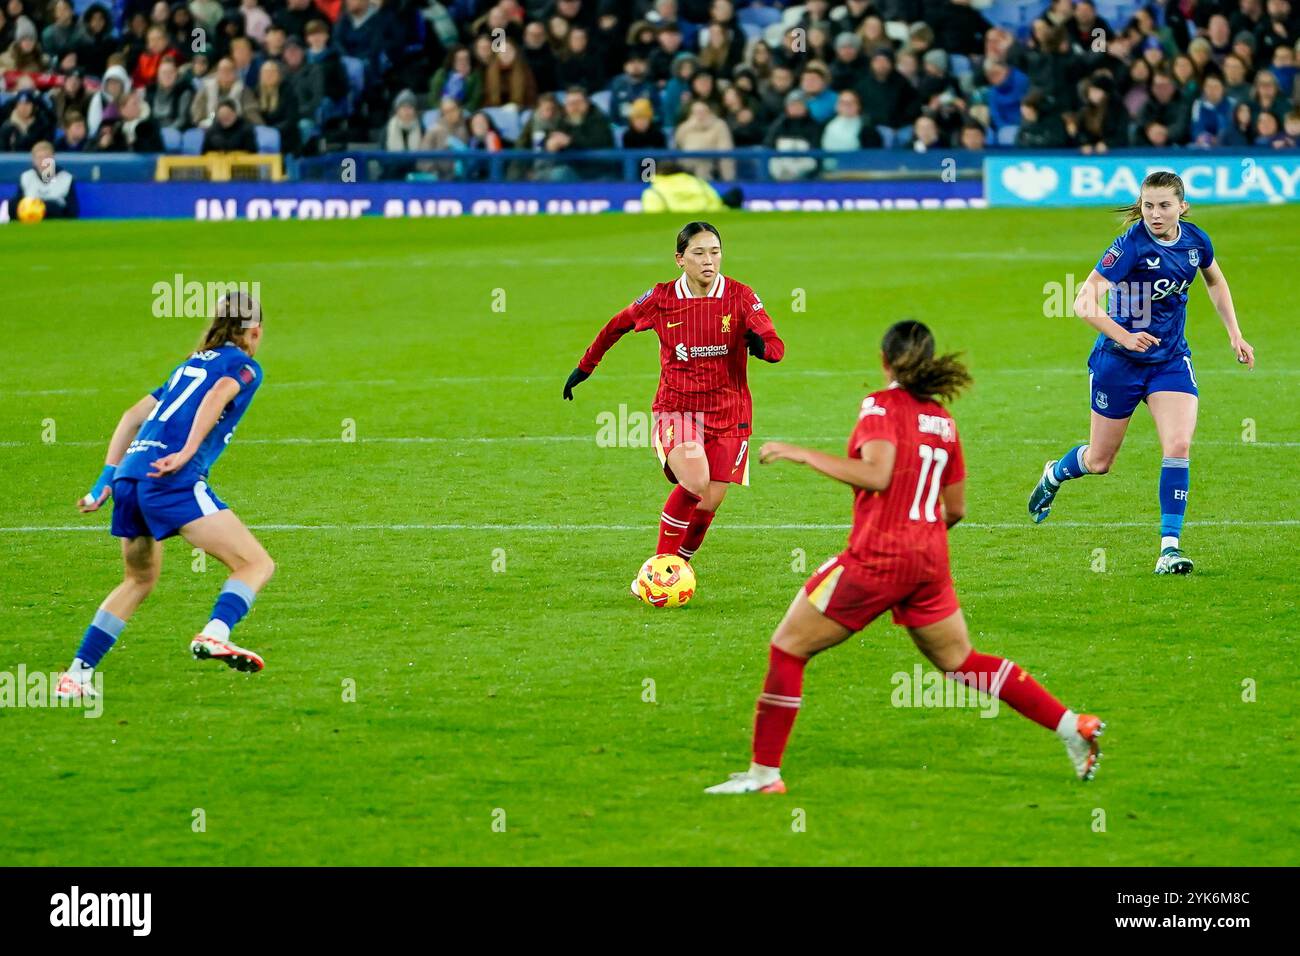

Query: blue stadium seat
<box><xmin>987</xmin><ymin>0</ymin><xmax>1044</xmax><ymax>31</ymax></box>
<box><xmin>996</xmin><ymin>124</ymin><xmax>1020</xmax><ymax>146</ymax></box>
<box><xmin>160</xmin><ymin>126</ymin><xmax>182</xmax><ymax>153</ymax></box>
<box><xmin>876</xmin><ymin>125</ymin><xmax>895</xmax><ymax>147</ymax></box>
<box><xmin>949</xmin><ymin>53</ymin><xmax>973</xmax><ymax>79</ymax></box>
<box><xmin>341</xmin><ymin>56</ymin><xmax>366</xmax><ymax>97</ymax></box>
<box><xmin>739</xmin><ymin>23</ymin><xmax>762</xmax><ymax>43</ymax></box>
<box><xmin>482</xmin><ymin>105</ymin><xmax>522</xmax><ymax>143</ymax></box>
<box><xmin>1095</xmin><ymin>1</ymin><xmax>1133</xmax><ymax>28</ymax></box>
<box><xmin>181</xmin><ymin>127</ymin><xmax>205</xmax><ymax>155</ymax></box>
<box><xmin>590</xmin><ymin>89</ymin><xmax>613</xmax><ymax>117</ymax></box>
<box><xmin>612</xmin><ymin>124</ymin><xmax>625</xmax><ymax>148</ymax></box>
<box><xmin>737</xmin><ymin>5</ymin><xmax>782</xmax><ymax>30</ymax></box>
<box><xmin>422</xmin><ymin>108</ymin><xmax>438</xmax><ymax>130</ymax></box>
<box><xmin>254</xmin><ymin>125</ymin><xmax>281</xmax><ymax>154</ymax></box>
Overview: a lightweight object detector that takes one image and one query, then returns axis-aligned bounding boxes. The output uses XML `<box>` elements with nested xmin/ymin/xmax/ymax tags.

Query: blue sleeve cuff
<box><xmin>89</xmin><ymin>464</ymin><xmax>117</xmax><ymax>499</ymax></box>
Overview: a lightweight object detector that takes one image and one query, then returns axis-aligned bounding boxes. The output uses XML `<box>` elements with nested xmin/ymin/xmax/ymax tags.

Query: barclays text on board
<box><xmin>987</xmin><ymin>155</ymin><xmax>1300</xmax><ymax>206</ymax></box>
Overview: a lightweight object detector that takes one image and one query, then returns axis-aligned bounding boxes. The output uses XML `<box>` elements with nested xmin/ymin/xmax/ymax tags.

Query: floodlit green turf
<box><xmin>1</xmin><ymin>208</ymin><xmax>1297</xmax><ymax>866</ymax></box>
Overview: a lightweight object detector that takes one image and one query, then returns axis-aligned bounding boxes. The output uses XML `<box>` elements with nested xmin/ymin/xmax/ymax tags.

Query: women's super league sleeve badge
<box><xmin>237</xmin><ymin>364</ymin><xmax>257</xmax><ymax>385</ymax></box>
<box><xmin>635</xmin><ymin>287</ymin><xmax>654</xmax><ymax>305</ymax></box>
<box><xmin>1101</xmin><ymin>244</ymin><xmax>1123</xmax><ymax>269</ymax></box>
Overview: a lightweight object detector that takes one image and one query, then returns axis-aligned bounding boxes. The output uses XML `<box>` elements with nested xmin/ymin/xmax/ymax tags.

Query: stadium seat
<box><xmin>590</xmin><ymin>90</ymin><xmax>613</xmax><ymax>117</ymax></box>
<box><xmin>160</xmin><ymin>126</ymin><xmax>182</xmax><ymax>153</ymax></box>
<box><xmin>481</xmin><ymin>105</ymin><xmax>522</xmax><ymax>144</ymax></box>
<box><xmin>949</xmin><ymin>54</ymin><xmax>973</xmax><ymax>79</ymax></box>
<box><xmin>996</xmin><ymin>124</ymin><xmax>1020</xmax><ymax>146</ymax></box>
<box><xmin>737</xmin><ymin>5</ymin><xmax>782</xmax><ymax>31</ymax></box>
<box><xmin>422</xmin><ymin>108</ymin><xmax>438</xmax><ymax>130</ymax></box>
<box><xmin>181</xmin><ymin>127</ymin><xmax>205</xmax><ymax>155</ymax></box>
<box><xmin>876</xmin><ymin>125</ymin><xmax>896</xmax><ymax>148</ymax></box>
<box><xmin>739</xmin><ymin>23</ymin><xmax>762</xmax><ymax>43</ymax></box>
<box><xmin>341</xmin><ymin>56</ymin><xmax>366</xmax><ymax>98</ymax></box>
<box><xmin>612</xmin><ymin>125</ymin><xmax>625</xmax><ymax>148</ymax></box>
<box><xmin>254</xmin><ymin>125</ymin><xmax>282</xmax><ymax>154</ymax></box>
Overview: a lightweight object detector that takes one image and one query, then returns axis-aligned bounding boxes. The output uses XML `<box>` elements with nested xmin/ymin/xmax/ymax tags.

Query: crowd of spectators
<box><xmin>0</xmin><ymin>0</ymin><xmax>1297</xmax><ymax>175</ymax></box>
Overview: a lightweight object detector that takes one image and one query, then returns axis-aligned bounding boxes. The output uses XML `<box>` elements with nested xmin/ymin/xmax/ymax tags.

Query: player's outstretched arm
<box><xmin>564</xmin><ymin>309</ymin><xmax>639</xmax><ymax>399</ymax></box>
<box><xmin>147</xmin><ymin>377</ymin><xmax>241</xmax><ymax>477</ymax></box>
<box><xmin>78</xmin><ymin>393</ymin><xmax>160</xmax><ymax>512</ymax></box>
<box><xmin>1072</xmin><ymin>269</ymin><xmax>1161</xmax><ymax>354</ymax></box>
<box><xmin>759</xmin><ymin>439</ymin><xmax>896</xmax><ymax>492</ymax></box>
<box><xmin>1201</xmin><ymin>260</ymin><xmax>1254</xmax><ymax>369</ymax></box>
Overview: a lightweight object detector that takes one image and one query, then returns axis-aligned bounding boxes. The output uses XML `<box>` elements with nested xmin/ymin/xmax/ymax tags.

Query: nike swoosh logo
<box><xmin>667</xmin><ymin>322</ymin><xmax>684</xmax><ymax>329</ymax></box>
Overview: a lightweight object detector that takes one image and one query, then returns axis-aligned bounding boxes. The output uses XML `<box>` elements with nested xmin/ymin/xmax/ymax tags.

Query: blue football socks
<box><xmin>1160</xmin><ymin>457</ymin><xmax>1190</xmax><ymax>548</ymax></box>
<box><xmin>73</xmin><ymin>608</ymin><xmax>126</xmax><ymax>671</ymax></box>
<box><xmin>1050</xmin><ymin>444</ymin><xmax>1092</xmax><ymax>484</ymax></box>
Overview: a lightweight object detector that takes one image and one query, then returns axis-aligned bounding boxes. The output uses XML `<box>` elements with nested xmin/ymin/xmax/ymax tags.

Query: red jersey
<box><xmin>577</xmin><ymin>273</ymin><xmax>785</xmax><ymax>437</ymax></box>
<box><xmin>843</xmin><ymin>385</ymin><xmax>966</xmax><ymax>581</ymax></box>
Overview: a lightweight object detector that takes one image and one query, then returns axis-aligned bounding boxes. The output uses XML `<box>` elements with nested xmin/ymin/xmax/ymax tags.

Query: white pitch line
<box><xmin>2</xmin><ymin>519</ymin><xmax>1297</xmax><ymax>534</ymax></box>
<box><xmin>2</xmin><ymin>365</ymin><xmax>1293</xmax><ymax>396</ymax></box>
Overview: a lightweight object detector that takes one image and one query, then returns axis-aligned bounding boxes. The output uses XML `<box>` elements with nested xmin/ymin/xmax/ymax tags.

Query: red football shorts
<box><xmin>802</xmin><ymin>552</ymin><xmax>959</xmax><ymax>630</ymax></box>
<box><xmin>651</xmin><ymin>411</ymin><xmax>750</xmax><ymax>486</ymax></box>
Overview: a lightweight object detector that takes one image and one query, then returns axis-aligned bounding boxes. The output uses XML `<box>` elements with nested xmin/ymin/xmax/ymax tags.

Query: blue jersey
<box><xmin>116</xmin><ymin>344</ymin><xmax>262</xmax><ymax>485</ymax></box>
<box><xmin>1094</xmin><ymin>219</ymin><xmax>1215</xmax><ymax>365</ymax></box>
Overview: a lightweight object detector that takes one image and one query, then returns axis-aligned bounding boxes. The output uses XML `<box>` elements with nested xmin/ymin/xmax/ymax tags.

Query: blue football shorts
<box><xmin>110</xmin><ymin>477</ymin><xmax>228</xmax><ymax>540</ymax></box>
<box><xmin>1087</xmin><ymin>347</ymin><xmax>1199</xmax><ymax>420</ymax></box>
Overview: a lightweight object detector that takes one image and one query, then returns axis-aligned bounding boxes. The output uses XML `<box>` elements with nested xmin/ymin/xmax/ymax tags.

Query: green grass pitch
<box><xmin>1</xmin><ymin>207</ymin><xmax>1297</xmax><ymax>866</ymax></box>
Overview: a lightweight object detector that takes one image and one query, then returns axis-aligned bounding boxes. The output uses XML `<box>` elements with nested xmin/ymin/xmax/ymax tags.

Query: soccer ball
<box><xmin>16</xmin><ymin>197</ymin><xmax>46</xmax><ymax>224</ymax></box>
<box><xmin>634</xmin><ymin>553</ymin><xmax>696</xmax><ymax>608</ymax></box>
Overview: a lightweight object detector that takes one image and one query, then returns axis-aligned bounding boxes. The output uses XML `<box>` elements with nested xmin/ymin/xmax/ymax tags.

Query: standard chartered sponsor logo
<box><xmin>688</xmin><ymin>345</ymin><xmax>729</xmax><ymax>358</ymax></box>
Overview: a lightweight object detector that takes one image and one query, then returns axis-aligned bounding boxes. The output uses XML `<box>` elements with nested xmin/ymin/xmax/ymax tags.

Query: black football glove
<box><xmin>744</xmin><ymin>330</ymin><xmax>766</xmax><ymax>359</ymax></box>
<box><xmin>563</xmin><ymin>367</ymin><xmax>590</xmax><ymax>400</ymax></box>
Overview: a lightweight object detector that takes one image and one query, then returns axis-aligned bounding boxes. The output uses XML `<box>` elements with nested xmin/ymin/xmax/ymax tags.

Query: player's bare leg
<box><xmin>180</xmin><ymin>510</ymin><xmax>275</xmax><ymax>672</ymax></box>
<box><xmin>706</xmin><ymin>593</ymin><xmax>851</xmax><ymax>794</ymax></box>
<box><xmin>1030</xmin><ymin>411</ymin><xmax>1130</xmax><ymax>522</ymax></box>
<box><xmin>908</xmin><ymin>610</ymin><xmax>1105</xmax><ymax>781</ymax></box>
<box><xmin>678</xmin><ymin>480</ymin><xmax>729</xmax><ymax>562</ymax></box>
<box><xmin>58</xmin><ymin>536</ymin><xmax>162</xmax><ymax>699</ymax></box>
<box><xmin>1148</xmin><ymin>390</ymin><xmax>1198</xmax><ymax>574</ymax></box>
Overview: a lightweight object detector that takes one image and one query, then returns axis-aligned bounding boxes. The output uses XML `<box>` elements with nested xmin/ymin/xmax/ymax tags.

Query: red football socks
<box><xmin>657</xmin><ymin>485</ymin><xmax>700</xmax><ymax>554</ymax></box>
<box><xmin>953</xmin><ymin>650</ymin><xmax>1067</xmax><ymax>730</ymax></box>
<box><xmin>753</xmin><ymin>645</ymin><xmax>808</xmax><ymax>768</ymax></box>
<box><xmin>677</xmin><ymin>509</ymin><xmax>716</xmax><ymax>561</ymax></box>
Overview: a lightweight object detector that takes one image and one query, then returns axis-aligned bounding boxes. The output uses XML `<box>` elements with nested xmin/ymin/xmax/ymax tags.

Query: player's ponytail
<box><xmin>197</xmin><ymin>292</ymin><xmax>262</xmax><ymax>353</ymax></box>
<box><xmin>1116</xmin><ymin>170</ymin><xmax>1189</xmax><ymax>227</ymax></box>
<box><xmin>881</xmin><ymin>320</ymin><xmax>971</xmax><ymax>404</ymax></box>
